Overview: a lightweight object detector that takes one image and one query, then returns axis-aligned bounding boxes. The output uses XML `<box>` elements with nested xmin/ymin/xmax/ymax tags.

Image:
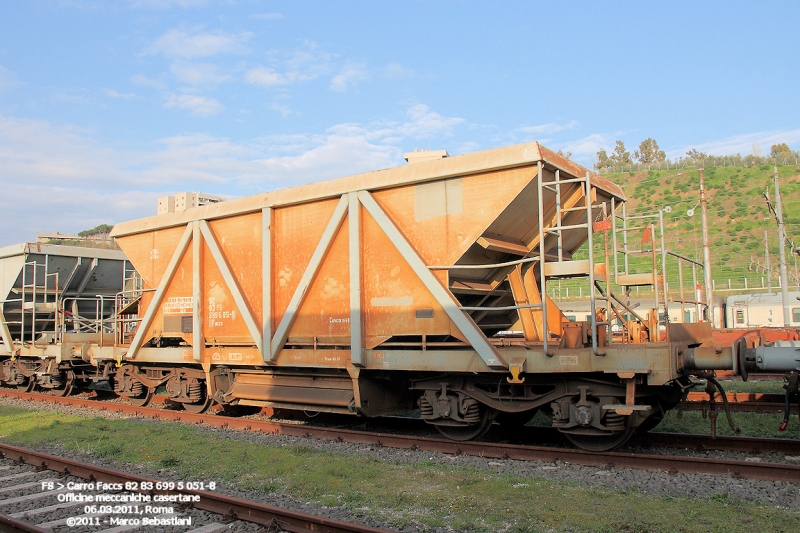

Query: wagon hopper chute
<box><xmin>110</xmin><ymin>142</ymin><xmax>789</xmax><ymax>449</ymax></box>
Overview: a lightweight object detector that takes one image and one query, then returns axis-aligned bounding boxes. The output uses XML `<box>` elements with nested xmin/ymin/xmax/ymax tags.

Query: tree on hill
<box><xmin>594</xmin><ymin>149</ymin><xmax>612</xmax><ymax>171</ymax></box>
<box><xmin>771</xmin><ymin>143</ymin><xmax>793</xmax><ymax>159</ymax></box>
<box><xmin>609</xmin><ymin>140</ymin><xmax>632</xmax><ymax>166</ymax></box>
<box><xmin>635</xmin><ymin>138</ymin><xmax>666</xmax><ymax>164</ymax></box>
<box><xmin>78</xmin><ymin>224</ymin><xmax>113</xmax><ymax>238</ymax></box>
<box><xmin>685</xmin><ymin>148</ymin><xmax>708</xmax><ymax>164</ymax></box>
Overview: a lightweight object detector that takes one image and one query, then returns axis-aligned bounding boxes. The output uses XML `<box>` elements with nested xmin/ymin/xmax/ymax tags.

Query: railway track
<box><xmin>1</xmin><ymin>388</ymin><xmax>799</xmax><ymax>485</ymax></box>
<box><xmin>683</xmin><ymin>391</ymin><xmax>788</xmax><ymax>413</ymax></box>
<box><xmin>0</xmin><ymin>442</ymin><xmax>393</xmax><ymax>533</ymax></box>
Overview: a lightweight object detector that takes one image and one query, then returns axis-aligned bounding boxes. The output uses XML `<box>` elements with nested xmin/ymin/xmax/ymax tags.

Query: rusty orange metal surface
<box><xmin>111</xmin><ymin>142</ymin><xmax>627</xmax><ymax>374</ymax></box>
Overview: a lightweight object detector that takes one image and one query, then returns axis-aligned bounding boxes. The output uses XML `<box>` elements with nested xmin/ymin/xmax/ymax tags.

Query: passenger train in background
<box><xmin>558</xmin><ymin>291</ymin><xmax>800</xmax><ymax>331</ymax></box>
<box><xmin>725</xmin><ymin>291</ymin><xmax>800</xmax><ymax>328</ymax></box>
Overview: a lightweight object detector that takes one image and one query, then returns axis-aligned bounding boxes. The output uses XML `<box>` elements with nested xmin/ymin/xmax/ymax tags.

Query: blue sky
<box><xmin>0</xmin><ymin>1</ymin><xmax>798</xmax><ymax>245</ymax></box>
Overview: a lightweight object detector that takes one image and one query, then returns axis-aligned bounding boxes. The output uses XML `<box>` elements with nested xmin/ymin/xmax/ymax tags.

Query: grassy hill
<box><xmin>551</xmin><ymin>163</ymin><xmax>800</xmax><ymax>300</ymax></box>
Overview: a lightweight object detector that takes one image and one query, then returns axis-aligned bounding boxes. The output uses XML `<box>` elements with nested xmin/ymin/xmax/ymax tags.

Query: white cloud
<box><xmin>518</xmin><ymin>120</ymin><xmax>579</xmax><ymax>136</ymax></box>
<box><xmin>170</xmin><ymin>61</ymin><xmax>231</xmax><ymax>86</ymax></box>
<box><xmin>453</xmin><ymin>140</ymin><xmax>482</xmax><ymax>154</ymax></box>
<box><xmin>164</xmin><ymin>94</ymin><xmax>224</xmax><ymax>116</ymax></box>
<box><xmin>103</xmin><ymin>88</ymin><xmax>137</xmax><ymax>99</ymax></box>
<box><xmin>250</xmin><ymin>12</ymin><xmax>283</xmax><ymax>20</ymax></box>
<box><xmin>0</xmin><ymin>116</ymin><xmax>127</xmax><ymax>187</ymax></box>
<box><xmin>270</xmin><ymin>103</ymin><xmax>293</xmax><ymax>117</ymax></box>
<box><xmin>250</xmin><ymin>135</ymin><xmax>398</xmax><ymax>189</ymax></box>
<box><xmin>130</xmin><ymin>0</ymin><xmax>209</xmax><ymax>8</ymax></box>
<box><xmin>671</xmin><ymin>129</ymin><xmax>800</xmax><ymax>160</ymax></box>
<box><xmin>246</xmin><ymin>42</ymin><xmax>337</xmax><ymax>88</ymax></box>
<box><xmin>54</xmin><ymin>90</ymin><xmax>96</xmax><ymax>106</ymax></box>
<box><xmin>0</xmin><ymin>65</ymin><xmax>22</xmax><ymax>92</ymax></box>
<box><xmin>558</xmin><ymin>133</ymin><xmax>611</xmax><ymax>159</ymax></box>
<box><xmin>245</xmin><ymin>66</ymin><xmax>288</xmax><ymax>86</ymax></box>
<box><xmin>0</xmin><ymin>185</ymin><xmax>157</xmax><ymax>244</ymax></box>
<box><xmin>131</xmin><ymin>73</ymin><xmax>167</xmax><ymax>90</ymax></box>
<box><xmin>397</xmin><ymin>104</ymin><xmax>466</xmax><ymax>139</ymax></box>
<box><xmin>0</xmin><ymin>103</ymin><xmax>469</xmax><ymax>245</ymax></box>
<box><xmin>330</xmin><ymin>63</ymin><xmax>368</xmax><ymax>92</ymax></box>
<box><xmin>383</xmin><ymin>62</ymin><xmax>417</xmax><ymax>80</ymax></box>
<box><xmin>148</xmin><ymin>28</ymin><xmax>252</xmax><ymax>59</ymax></box>
<box><xmin>285</xmin><ymin>42</ymin><xmax>335</xmax><ymax>74</ymax></box>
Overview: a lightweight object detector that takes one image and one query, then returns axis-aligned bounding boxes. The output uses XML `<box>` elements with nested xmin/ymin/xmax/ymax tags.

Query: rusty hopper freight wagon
<box><xmin>0</xmin><ymin>243</ymin><xmax>135</xmax><ymax>394</ymax></box>
<box><xmin>79</xmin><ymin>142</ymin><xmax>791</xmax><ymax>450</ymax></box>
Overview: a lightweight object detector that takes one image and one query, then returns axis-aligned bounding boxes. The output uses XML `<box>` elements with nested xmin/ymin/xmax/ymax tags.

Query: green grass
<box><xmin>659</xmin><ymin>379</ymin><xmax>800</xmax><ymax>438</ymax></box>
<box><xmin>657</xmin><ymin>410</ymin><xmax>800</xmax><ymax>439</ymax></box>
<box><xmin>719</xmin><ymin>379</ymin><xmax>786</xmax><ymax>394</ymax></box>
<box><xmin>1</xmin><ymin>405</ymin><xmax>799</xmax><ymax>532</ymax></box>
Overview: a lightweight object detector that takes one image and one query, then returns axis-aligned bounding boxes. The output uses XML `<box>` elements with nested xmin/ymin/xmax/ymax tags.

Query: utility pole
<box><xmin>775</xmin><ymin>166</ymin><xmax>791</xmax><ymax>326</ymax></box>
<box><xmin>765</xmin><ymin>230</ymin><xmax>771</xmax><ymax>294</ymax></box>
<box><xmin>793</xmin><ymin>241</ymin><xmax>800</xmax><ymax>291</ymax></box>
<box><xmin>698</xmin><ymin>169</ymin><xmax>714</xmax><ymax>325</ymax></box>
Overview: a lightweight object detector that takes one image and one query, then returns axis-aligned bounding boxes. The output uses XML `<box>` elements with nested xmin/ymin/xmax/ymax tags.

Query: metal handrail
<box><xmin>663</xmin><ymin>249</ymin><xmax>707</xmax><ymax>324</ymax></box>
<box><xmin>459</xmin><ymin>303</ymin><xmax>544</xmax><ymax>312</ymax></box>
<box><xmin>428</xmin><ymin>256</ymin><xmax>539</xmax><ymax>270</ymax></box>
<box><xmin>113</xmin><ymin>288</ymin><xmax>153</xmax><ymax>346</ymax></box>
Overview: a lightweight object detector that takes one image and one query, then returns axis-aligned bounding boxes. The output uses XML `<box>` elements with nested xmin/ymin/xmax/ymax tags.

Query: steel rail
<box><xmin>638</xmin><ymin>432</ymin><xmax>800</xmax><ymax>455</ymax></box>
<box><xmin>682</xmin><ymin>391</ymin><xmax>787</xmax><ymax>413</ymax></box>
<box><xmin>5</xmin><ymin>387</ymin><xmax>790</xmax><ymax>414</ymax></box>
<box><xmin>0</xmin><ymin>514</ymin><xmax>50</xmax><ymax>533</ymax></box>
<box><xmin>2</xmin><ymin>389</ymin><xmax>799</xmax><ymax>484</ymax></box>
<box><xmin>0</xmin><ymin>442</ymin><xmax>393</xmax><ymax>533</ymax></box>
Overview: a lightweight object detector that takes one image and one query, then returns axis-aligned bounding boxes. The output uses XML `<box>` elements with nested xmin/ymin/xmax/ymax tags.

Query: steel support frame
<box><xmin>126</xmin><ymin>221</ymin><xmax>265</xmax><ymax>360</ymax></box>
<box><xmin>270</xmin><ymin>195</ymin><xmax>349</xmax><ymax>360</ymax></box>
<box><xmin>358</xmin><ymin>190</ymin><xmax>506</xmax><ymax>369</ymax></box>
<box><xmin>262</xmin><ymin>207</ymin><xmax>272</xmax><ymax>363</ymax></box>
<box><xmin>584</xmin><ymin>172</ymin><xmax>604</xmax><ymax>356</ymax></box>
<box><xmin>132</xmin><ymin>189</ymin><xmax>507</xmax><ymax>370</ymax></box>
<box><xmin>348</xmin><ymin>192</ymin><xmax>363</xmax><ymax>366</ymax></box>
<box><xmin>60</xmin><ymin>257</ymin><xmax>82</xmax><ymax>295</ymax></box>
<box><xmin>192</xmin><ymin>221</ymin><xmax>202</xmax><ymax>361</ymax></box>
<box><xmin>537</xmin><ymin>162</ymin><xmax>552</xmax><ymax>356</ymax></box>
<box><xmin>124</xmin><ymin>225</ymin><xmax>193</xmax><ymax>360</ymax></box>
<box><xmin>199</xmin><ymin>220</ymin><xmax>263</xmax><ymax>354</ymax></box>
<box><xmin>74</xmin><ymin>257</ymin><xmax>98</xmax><ymax>297</ymax></box>
<box><xmin>0</xmin><ymin>303</ymin><xmax>14</xmax><ymax>353</ymax></box>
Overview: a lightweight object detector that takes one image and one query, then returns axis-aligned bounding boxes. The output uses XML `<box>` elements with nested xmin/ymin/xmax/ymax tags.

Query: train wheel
<box><xmin>52</xmin><ymin>371</ymin><xmax>75</xmax><ymax>397</ymax></box>
<box><xmin>127</xmin><ymin>386</ymin><xmax>154</xmax><ymax>407</ymax></box>
<box><xmin>635</xmin><ymin>412</ymin><xmax>664</xmax><ymax>434</ymax></box>
<box><xmin>182</xmin><ymin>395</ymin><xmax>213</xmax><ymax>414</ymax></box>
<box><xmin>563</xmin><ymin>416</ymin><xmax>636</xmax><ymax>452</ymax></box>
<box><xmin>636</xmin><ymin>397</ymin><xmax>677</xmax><ymax>434</ymax></box>
<box><xmin>434</xmin><ymin>405</ymin><xmax>495</xmax><ymax>441</ymax></box>
<box><xmin>23</xmin><ymin>376</ymin><xmax>37</xmax><ymax>392</ymax></box>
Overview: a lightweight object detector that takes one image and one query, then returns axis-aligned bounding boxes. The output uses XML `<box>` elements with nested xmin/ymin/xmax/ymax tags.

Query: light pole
<box><xmin>699</xmin><ymin>168</ymin><xmax>714</xmax><ymax>325</ymax></box>
<box><xmin>774</xmin><ymin>167</ymin><xmax>790</xmax><ymax>326</ymax></box>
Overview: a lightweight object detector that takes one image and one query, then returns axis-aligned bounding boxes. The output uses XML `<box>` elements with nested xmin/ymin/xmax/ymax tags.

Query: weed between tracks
<box><xmin>655</xmin><ymin>379</ymin><xmax>800</xmax><ymax>439</ymax></box>
<box><xmin>1</xmin><ymin>405</ymin><xmax>798</xmax><ymax>533</ymax></box>
<box><xmin>657</xmin><ymin>409</ymin><xmax>800</xmax><ymax>439</ymax></box>
<box><xmin>720</xmin><ymin>380</ymin><xmax>787</xmax><ymax>394</ymax></box>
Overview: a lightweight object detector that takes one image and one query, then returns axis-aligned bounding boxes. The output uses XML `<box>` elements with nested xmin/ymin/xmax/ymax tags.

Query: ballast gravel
<box><xmin>0</xmin><ymin>457</ymin><xmax>265</xmax><ymax>533</ymax></box>
<box><xmin>1</xmin><ymin>395</ymin><xmax>799</xmax><ymax>533</ymax></box>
